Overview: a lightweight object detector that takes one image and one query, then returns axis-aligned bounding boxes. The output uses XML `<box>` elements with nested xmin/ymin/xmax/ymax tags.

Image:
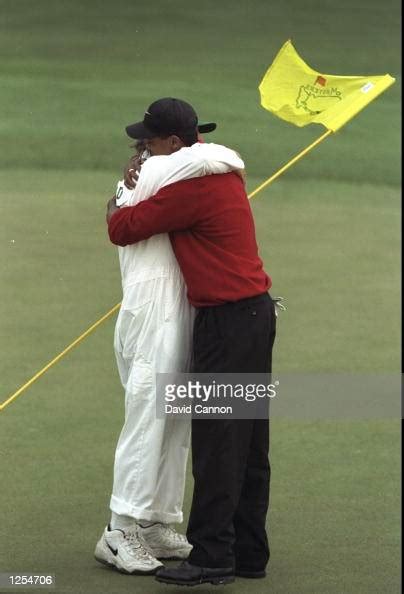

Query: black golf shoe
<box><xmin>155</xmin><ymin>560</ymin><xmax>235</xmax><ymax>586</ymax></box>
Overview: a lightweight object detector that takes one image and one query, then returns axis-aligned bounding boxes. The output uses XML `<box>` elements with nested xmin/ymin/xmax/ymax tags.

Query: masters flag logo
<box><xmin>296</xmin><ymin>83</ymin><xmax>342</xmax><ymax>116</ymax></box>
<box><xmin>259</xmin><ymin>40</ymin><xmax>395</xmax><ymax>131</ymax></box>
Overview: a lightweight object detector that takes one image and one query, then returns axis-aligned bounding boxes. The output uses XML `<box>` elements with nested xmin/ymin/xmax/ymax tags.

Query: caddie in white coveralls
<box><xmin>95</xmin><ymin>97</ymin><xmax>245</xmax><ymax>575</ymax></box>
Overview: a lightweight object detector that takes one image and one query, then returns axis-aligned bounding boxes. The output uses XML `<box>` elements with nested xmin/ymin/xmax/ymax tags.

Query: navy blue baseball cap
<box><xmin>126</xmin><ymin>97</ymin><xmax>217</xmax><ymax>139</ymax></box>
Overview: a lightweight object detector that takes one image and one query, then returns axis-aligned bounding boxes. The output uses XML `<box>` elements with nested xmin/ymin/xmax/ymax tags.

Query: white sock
<box><xmin>110</xmin><ymin>512</ymin><xmax>136</xmax><ymax>532</ymax></box>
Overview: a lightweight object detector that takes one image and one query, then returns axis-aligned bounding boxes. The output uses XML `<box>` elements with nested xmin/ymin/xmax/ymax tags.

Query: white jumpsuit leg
<box><xmin>110</xmin><ymin>272</ymin><xmax>194</xmax><ymax>524</ymax></box>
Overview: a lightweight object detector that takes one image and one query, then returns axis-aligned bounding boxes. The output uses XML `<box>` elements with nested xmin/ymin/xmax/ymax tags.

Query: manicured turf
<box><xmin>0</xmin><ymin>1</ymin><xmax>400</xmax><ymax>593</ymax></box>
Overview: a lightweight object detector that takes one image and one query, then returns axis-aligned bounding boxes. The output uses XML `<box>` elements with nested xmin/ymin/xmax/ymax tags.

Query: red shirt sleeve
<box><xmin>108</xmin><ymin>178</ymin><xmax>204</xmax><ymax>246</ymax></box>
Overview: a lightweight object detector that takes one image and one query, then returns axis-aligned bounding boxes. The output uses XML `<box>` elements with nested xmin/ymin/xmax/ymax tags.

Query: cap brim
<box><xmin>126</xmin><ymin>120</ymin><xmax>217</xmax><ymax>139</ymax></box>
<box><xmin>125</xmin><ymin>122</ymin><xmax>158</xmax><ymax>139</ymax></box>
<box><xmin>197</xmin><ymin>122</ymin><xmax>217</xmax><ymax>133</ymax></box>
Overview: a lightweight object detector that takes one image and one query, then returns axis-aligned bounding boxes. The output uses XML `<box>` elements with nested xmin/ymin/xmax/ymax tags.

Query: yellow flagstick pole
<box><xmin>0</xmin><ymin>302</ymin><xmax>121</xmax><ymax>412</ymax></box>
<box><xmin>248</xmin><ymin>129</ymin><xmax>333</xmax><ymax>199</ymax></box>
<box><xmin>1</xmin><ymin>128</ymin><xmax>332</xmax><ymax>412</ymax></box>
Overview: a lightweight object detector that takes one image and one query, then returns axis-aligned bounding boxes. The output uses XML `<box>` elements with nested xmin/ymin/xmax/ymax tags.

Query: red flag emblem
<box><xmin>315</xmin><ymin>75</ymin><xmax>327</xmax><ymax>86</ymax></box>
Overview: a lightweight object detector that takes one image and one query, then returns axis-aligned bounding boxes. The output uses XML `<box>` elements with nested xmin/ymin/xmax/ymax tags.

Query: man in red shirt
<box><xmin>107</xmin><ymin>98</ymin><xmax>276</xmax><ymax>586</ymax></box>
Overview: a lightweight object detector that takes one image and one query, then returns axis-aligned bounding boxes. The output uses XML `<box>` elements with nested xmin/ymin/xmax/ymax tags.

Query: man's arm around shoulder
<box><xmin>107</xmin><ymin>177</ymin><xmax>206</xmax><ymax>247</ymax></box>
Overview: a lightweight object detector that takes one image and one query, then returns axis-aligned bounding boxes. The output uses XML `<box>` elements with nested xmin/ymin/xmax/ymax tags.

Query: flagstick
<box><xmin>248</xmin><ymin>129</ymin><xmax>333</xmax><ymax>199</ymax></box>
<box><xmin>0</xmin><ymin>303</ymin><xmax>121</xmax><ymax>412</ymax></box>
<box><xmin>1</xmin><ymin>130</ymin><xmax>332</xmax><ymax>412</ymax></box>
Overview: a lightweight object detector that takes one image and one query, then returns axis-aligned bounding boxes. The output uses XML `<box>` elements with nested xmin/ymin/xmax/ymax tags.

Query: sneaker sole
<box><xmin>94</xmin><ymin>542</ymin><xmax>161</xmax><ymax>575</ymax></box>
<box><xmin>94</xmin><ymin>553</ymin><xmax>160</xmax><ymax>575</ymax></box>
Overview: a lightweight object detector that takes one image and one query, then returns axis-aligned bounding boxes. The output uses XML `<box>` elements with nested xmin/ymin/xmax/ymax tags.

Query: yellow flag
<box><xmin>259</xmin><ymin>40</ymin><xmax>395</xmax><ymax>131</ymax></box>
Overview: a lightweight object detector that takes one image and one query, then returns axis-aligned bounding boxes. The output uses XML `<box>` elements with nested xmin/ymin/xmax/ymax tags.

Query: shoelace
<box><xmin>124</xmin><ymin>529</ymin><xmax>156</xmax><ymax>560</ymax></box>
<box><xmin>161</xmin><ymin>524</ymin><xmax>188</xmax><ymax>543</ymax></box>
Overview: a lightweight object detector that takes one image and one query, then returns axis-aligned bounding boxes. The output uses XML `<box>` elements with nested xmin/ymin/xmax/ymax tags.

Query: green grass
<box><xmin>0</xmin><ymin>171</ymin><xmax>400</xmax><ymax>593</ymax></box>
<box><xmin>0</xmin><ymin>0</ymin><xmax>401</xmax><ymax>182</ymax></box>
<box><xmin>0</xmin><ymin>0</ymin><xmax>401</xmax><ymax>593</ymax></box>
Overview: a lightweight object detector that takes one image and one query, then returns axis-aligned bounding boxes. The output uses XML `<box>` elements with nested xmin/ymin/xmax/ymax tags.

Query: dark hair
<box><xmin>177</xmin><ymin>128</ymin><xmax>198</xmax><ymax>146</ymax></box>
<box><xmin>130</xmin><ymin>140</ymin><xmax>147</xmax><ymax>152</ymax></box>
<box><xmin>131</xmin><ymin>130</ymin><xmax>198</xmax><ymax>149</ymax></box>
<box><xmin>150</xmin><ymin>128</ymin><xmax>198</xmax><ymax>147</ymax></box>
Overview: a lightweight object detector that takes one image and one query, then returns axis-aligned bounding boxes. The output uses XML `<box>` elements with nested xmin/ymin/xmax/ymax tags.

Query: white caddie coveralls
<box><xmin>110</xmin><ymin>143</ymin><xmax>245</xmax><ymax>524</ymax></box>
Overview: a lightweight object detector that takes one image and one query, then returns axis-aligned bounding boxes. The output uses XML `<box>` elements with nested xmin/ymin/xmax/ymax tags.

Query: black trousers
<box><xmin>187</xmin><ymin>292</ymin><xmax>276</xmax><ymax>570</ymax></box>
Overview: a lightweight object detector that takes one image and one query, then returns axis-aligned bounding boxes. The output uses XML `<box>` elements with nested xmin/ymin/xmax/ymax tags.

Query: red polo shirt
<box><xmin>108</xmin><ymin>172</ymin><xmax>271</xmax><ymax>307</ymax></box>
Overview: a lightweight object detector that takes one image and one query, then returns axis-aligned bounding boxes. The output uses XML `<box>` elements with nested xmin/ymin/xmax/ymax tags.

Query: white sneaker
<box><xmin>137</xmin><ymin>522</ymin><xmax>193</xmax><ymax>560</ymax></box>
<box><xmin>94</xmin><ymin>525</ymin><xmax>163</xmax><ymax>574</ymax></box>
